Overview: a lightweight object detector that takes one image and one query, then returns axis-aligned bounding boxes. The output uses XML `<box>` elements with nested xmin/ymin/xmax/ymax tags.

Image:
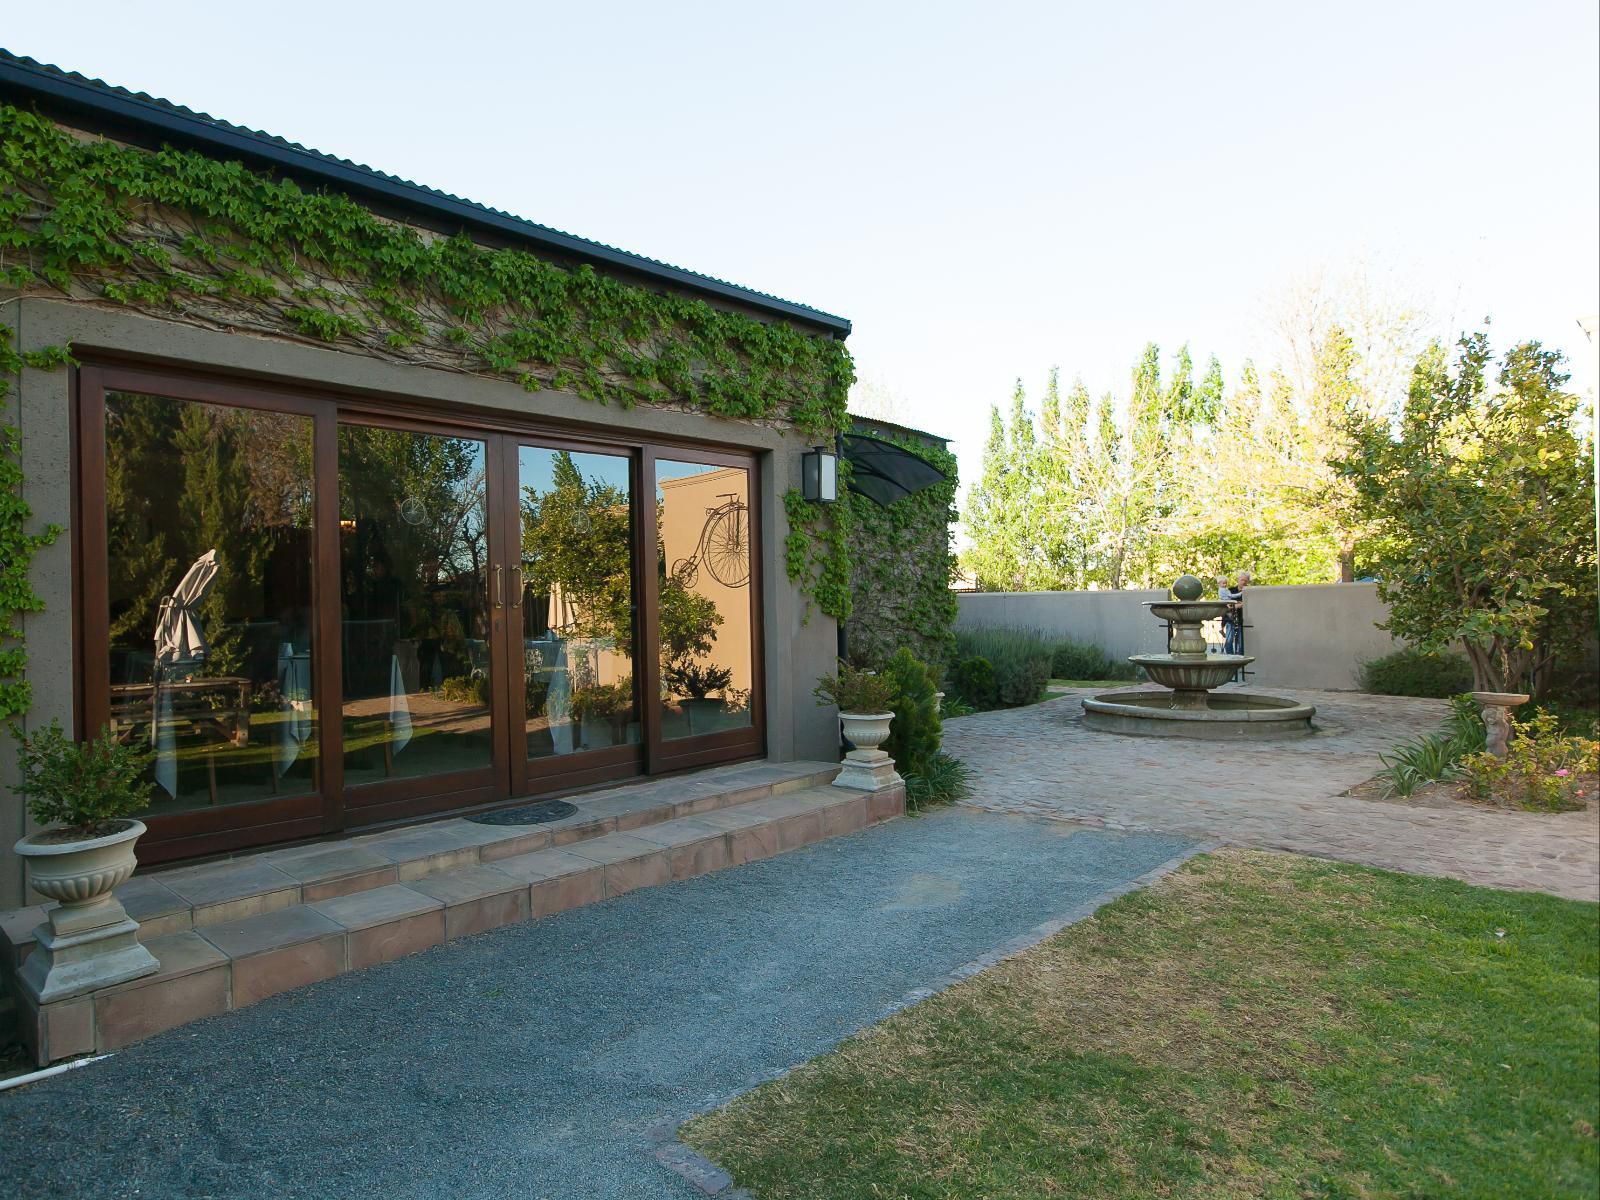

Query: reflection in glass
<box><xmin>338</xmin><ymin>426</ymin><xmax>492</xmax><ymax>785</ymax></box>
<box><xmin>103</xmin><ymin>391</ymin><xmax>317</xmax><ymax>815</ymax></box>
<box><xmin>518</xmin><ymin>447</ymin><xmax>637</xmax><ymax>757</ymax></box>
<box><xmin>655</xmin><ymin>460</ymin><xmax>753</xmax><ymax>741</ymax></box>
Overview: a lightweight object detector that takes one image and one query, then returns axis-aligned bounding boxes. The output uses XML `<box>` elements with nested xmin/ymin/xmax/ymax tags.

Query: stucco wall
<box><xmin>0</xmin><ymin>298</ymin><xmax>838</xmax><ymax>907</ymax></box>
<box><xmin>955</xmin><ymin>583</ymin><xmax>1405</xmax><ymax>691</ymax></box>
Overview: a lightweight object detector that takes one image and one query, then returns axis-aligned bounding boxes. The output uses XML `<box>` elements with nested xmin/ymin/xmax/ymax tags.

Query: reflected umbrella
<box><xmin>152</xmin><ymin>549</ymin><xmax>220</xmax><ymax>798</ymax></box>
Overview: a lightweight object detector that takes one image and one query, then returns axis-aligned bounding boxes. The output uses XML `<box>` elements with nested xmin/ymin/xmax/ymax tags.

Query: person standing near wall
<box><xmin>1221</xmin><ymin>572</ymin><xmax>1251</xmax><ymax>672</ymax></box>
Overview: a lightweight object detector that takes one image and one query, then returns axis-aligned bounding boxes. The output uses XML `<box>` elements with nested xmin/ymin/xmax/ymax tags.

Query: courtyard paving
<box><xmin>948</xmin><ymin>687</ymin><xmax>1599</xmax><ymax>902</ymax></box>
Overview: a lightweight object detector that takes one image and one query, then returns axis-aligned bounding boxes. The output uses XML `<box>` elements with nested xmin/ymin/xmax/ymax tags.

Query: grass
<box><xmin>683</xmin><ymin>850</ymin><xmax>1600</xmax><ymax>1199</ymax></box>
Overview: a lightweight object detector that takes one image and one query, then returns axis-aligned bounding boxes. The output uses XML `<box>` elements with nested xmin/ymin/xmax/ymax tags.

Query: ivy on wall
<box><xmin>0</xmin><ymin>327</ymin><xmax>66</xmax><ymax>723</ymax></box>
<box><xmin>845</xmin><ymin>430</ymin><xmax>959</xmax><ymax>672</ymax></box>
<box><xmin>0</xmin><ymin>103</ymin><xmax>854</xmax><ymax>615</ymax></box>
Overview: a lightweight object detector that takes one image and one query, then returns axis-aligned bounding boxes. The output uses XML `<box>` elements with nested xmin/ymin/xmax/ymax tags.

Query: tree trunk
<box><xmin>1463</xmin><ymin>641</ymin><xmax>1505</xmax><ymax>693</ymax></box>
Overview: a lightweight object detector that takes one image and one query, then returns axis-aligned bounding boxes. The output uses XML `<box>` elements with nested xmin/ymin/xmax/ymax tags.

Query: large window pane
<box><xmin>104</xmin><ymin>392</ymin><xmax>317</xmax><ymax>815</ymax></box>
<box><xmin>339</xmin><ymin>426</ymin><xmax>492</xmax><ymax>785</ymax></box>
<box><xmin>655</xmin><ymin>460</ymin><xmax>753</xmax><ymax>740</ymax></box>
<box><xmin>518</xmin><ymin>447</ymin><xmax>638</xmax><ymax>758</ymax></box>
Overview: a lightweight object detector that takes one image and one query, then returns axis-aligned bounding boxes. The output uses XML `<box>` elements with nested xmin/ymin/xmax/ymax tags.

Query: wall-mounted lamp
<box><xmin>801</xmin><ymin>446</ymin><xmax>839</xmax><ymax>503</ymax></box>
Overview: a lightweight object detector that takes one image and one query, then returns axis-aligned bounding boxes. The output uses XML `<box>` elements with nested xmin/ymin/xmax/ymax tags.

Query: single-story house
<box><xmin>0</xmin><ymin>50</ymin><xmax>865</xmax><ymax>909</ymax></box>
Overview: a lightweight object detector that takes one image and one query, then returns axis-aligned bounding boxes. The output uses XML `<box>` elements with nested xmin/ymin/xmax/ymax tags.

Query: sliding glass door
<box><xmin>77</xmin><ymin>366</ymin><xmax>764</xmax><ymax>863</ymax></box>
<box><xmin>509</xmin><ymin>441</ymin><xmax>643</xmax><ymax>793</ymax></box>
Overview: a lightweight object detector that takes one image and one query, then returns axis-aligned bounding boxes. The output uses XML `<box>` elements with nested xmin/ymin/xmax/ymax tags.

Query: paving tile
<box><xmin>728</xmin><ymin>822</ymin><xmax>781</xmax><ymax>866</ymax></box>
<box><xmin>407</xmin><ymin>865</ymin><xmax>530</xmax><ymax>940</ymax></box>
<box><xmin>529</xmin><ymin>865</ymin><xmax>605</xmax><ymax>917</ymax></box>
<box><xmin>601</xmin><ymin>850</ymin><xmax>671</xmax><ymax>898</ymax></box>
<box><xmin>627</xmin><ymin>817</ymin><xmax>728</xmax><ymax>850</ymax></box>
<box><xmin>230</xmin><ymin>935</ymin><xmax>346</xmax><ymax>1008</ymax></box>
<box><xmin>264</xmin><ymin>844</ymin><xmax>398</xmax><ymax>903</ymax></box>
<box><xmin>94</xmin><ymin>962</ymin><xmax>229</xmax><ymax>1050</ymax></box>
<box><xmin>0</xmin><ymin>904</ymin><xmax>47</xmax><ymax>967</ymax></box>
<box><xmin>159</xmin><ymin>860</ymin><xmax>301</xmax><ymax>925</ymax></box>
<box><xmin>115</xmin><ymin>876</ymin><xmax>191</xmax><ymax>937</ymax></box>
<box><xmin>197</xmin><ymin>905</ymin><xmax>345</xmax><ymax>960</ymax></box>
<box><xmin>354</xmin><ymin>824</ymin><xmax>485</xmax><ymax>880</ymax></box>
<box><xmin>772</xmin><ymin>810</ymin><xmax>825</xmax><ymax>851</ymax></box>
<box><xmin>476</xmin><ymin>826</ymin><xmax>557</xmax><ymax>862</ymax></box>
<box><xmin>101</xmin><ymin>930</ymin><xmax>227</xmax><ymax>988</ymax></box>
<box><xmin>22</xmin><ymin>993</ymin><xmax>95</xmax><ymax>1063</ymax></box>
<box><xmin>563</xmin><ymin>833</ymin><xmax>667</xmax><ymax>866</ymax></box>
<box><xmin>821</xmin><ymin>797</ymin><xmax>871</xmax><ymax>839</ymax></box>
<box><xmin>690</xmin><ymin>807</ymin><xmax>770</xmax><ymax>833</ymax></box>
<box><xmin>310</xmin><ymin>884</ymin><xmax>443</xmax><ymax>931</ymax></box>
<box><xmin>492</xmin><ymin>848</ymin><xmax>607</xmax><ymax>884</ymax></box>
<box><xmin>667</xmin><ymin>835</ymin><xmax>732</xmax><ymax>882</ymax></box>
<box><xmin>546</xmin><ymin>814</ymin><xmax>618</xmax><ymax>848</ymax></box>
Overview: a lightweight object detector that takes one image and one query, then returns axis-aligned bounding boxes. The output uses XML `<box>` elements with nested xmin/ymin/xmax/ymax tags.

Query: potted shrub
<box><xmin>814</xmin><ymin>661</ymin><xmax>897</xmax><ymax>757</ymax></box>
<box><xmin>12</xmin><ymin>721</ymin><xmax>161</xmax><ymax>1001</ymax></box>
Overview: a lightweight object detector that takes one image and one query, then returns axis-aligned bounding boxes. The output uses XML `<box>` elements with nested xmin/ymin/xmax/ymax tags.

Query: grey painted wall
<box><xmin>956</xmin><ymin>583</ymin><xmax>1405</xmax><ymax>691</ymax></box>
<box><xmin>1</xmin><ymin>298</ymin><xmax>839</xmax><ymax>906</ymax></box>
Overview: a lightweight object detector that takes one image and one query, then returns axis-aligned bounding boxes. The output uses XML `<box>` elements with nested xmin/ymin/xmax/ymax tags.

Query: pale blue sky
<box><xmin>6</xmin><ymin>1</ymin><xmax>1597</xmax><ymax>482</ymax></box>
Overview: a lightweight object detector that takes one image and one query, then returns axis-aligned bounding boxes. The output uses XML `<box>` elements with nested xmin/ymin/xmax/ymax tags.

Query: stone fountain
<box><xmin>1082</xmin><ymin>574</ymin><xmax>1316</xmax><ymax>738</ymax></box>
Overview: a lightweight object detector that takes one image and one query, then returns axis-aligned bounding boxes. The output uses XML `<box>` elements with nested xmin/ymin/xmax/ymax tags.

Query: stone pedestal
<box><xmin>18</xmin><ymin>895</ymin><xmax>159</xmax><ymax>1004</ymax></box>
<box><xmin>832</xmin><ymin>748</ymin><xmax>903</xmax><ymax>792</ymax></box>
<box><xmin>1472</xmin><ymin>691</ymin><xmax>1530</xmax><ymax>758</ymax></box>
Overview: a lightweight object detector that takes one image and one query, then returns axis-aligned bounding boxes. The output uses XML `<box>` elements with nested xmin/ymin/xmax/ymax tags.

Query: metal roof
<box><xmin>0</xmin><ymin>49</ymin><xmax>851</xmax><ymax>337</ymax></box>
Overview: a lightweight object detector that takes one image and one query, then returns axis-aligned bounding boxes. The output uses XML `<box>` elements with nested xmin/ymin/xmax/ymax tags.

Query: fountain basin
<box><xmin>1083</xmin><ymin>689</ymin><xmax>1316</xmax><ymax>739</ymax></box>
<box><xmin>1130</xmin><ymin>653</ymin><xmax>1253</xmax><ymax>694</ymax></box>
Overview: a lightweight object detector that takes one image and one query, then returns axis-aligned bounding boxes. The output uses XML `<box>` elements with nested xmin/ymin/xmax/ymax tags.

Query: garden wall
<box><xmin>955</xmin><ymin>583</ymin><xmax>1404</xmax><ymax>691</ymax></box>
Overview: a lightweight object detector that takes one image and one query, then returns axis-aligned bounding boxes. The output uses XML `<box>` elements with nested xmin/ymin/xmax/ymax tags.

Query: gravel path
<box><xmin>1</xmin><ymin>810</ymin><xmax>1195</xmax><ymax>1199</ymax></box>
<box><xmin>950</xmin><ymin>688</ymin><xmax>1599</xmax><ymax>901</ymax></box>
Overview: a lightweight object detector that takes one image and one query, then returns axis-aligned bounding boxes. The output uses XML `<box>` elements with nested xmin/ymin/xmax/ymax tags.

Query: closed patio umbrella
<box><xmin>152</xmin><ymin>549</ymin><xmax>220</xmax><ymax>798</ymax></box>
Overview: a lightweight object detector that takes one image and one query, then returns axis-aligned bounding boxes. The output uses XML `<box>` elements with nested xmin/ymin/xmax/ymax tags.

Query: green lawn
<box><xmin>683</xmin><ymin>850</ymin><xmax>1599</xmax><ymax>1199</ymax></box>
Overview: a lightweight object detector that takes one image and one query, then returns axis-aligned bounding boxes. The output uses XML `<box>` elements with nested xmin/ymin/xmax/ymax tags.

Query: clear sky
<box><xmin>6</xmin><ymin>1</ymin><xmax>1597</xmax><ymax>483</ymax></box>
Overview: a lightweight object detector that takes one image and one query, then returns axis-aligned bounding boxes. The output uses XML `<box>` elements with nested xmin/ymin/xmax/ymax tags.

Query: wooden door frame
<box><xmin>74</xmin><ymin>359</ymin><xmax>768</xmax><ymax>864</ymax></box>
<box><xmin>75</xmin><ymin>364</ymin><xmax>334</xmax><ymax>863</ymax></box>
<box><xmin>641</xmin><ymin>446</ymin><xmax>767</xmax><ymax>775</ymax></box>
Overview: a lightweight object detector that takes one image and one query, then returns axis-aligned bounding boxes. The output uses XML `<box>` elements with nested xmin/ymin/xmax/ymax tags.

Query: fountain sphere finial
<box><xmin>1172</xmin><ymin>574</ymin><xmax>1203</xmax><ymax>601</ymax></box>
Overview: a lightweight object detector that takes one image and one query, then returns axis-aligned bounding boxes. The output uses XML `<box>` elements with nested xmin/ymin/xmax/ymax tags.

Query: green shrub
<box><xmin>1050</xmin><ymin>639</ymin><xmax>1135</xmax><ymax>682</ymax></box>
<box><xmin>813</xmin><ymin>661</ymin><xmax>896</xmax><ymax>713</ymax></box>
<box><xmin>14</xmin><ymin>721</ymin><xmax>154</xmax><ymax>837</ymax></box>
<box><xmin>1359</xmin><ymin>649</ymin><xmax>1475</xmax><ymax>698</ymax></box>
<box><xmin>953</xmin><ymin>628</ymin><xmax>1051</xmax><ymax>708</ymax></box>
<box><xmin>1376</xmin><ymin>695</ymin><xmax>1486</xmax><ymax>797</ymax></box>
<box><xmin>905</xmin><ymin>752</ymin><xmax>972</xmax><ymax>809</ymax></box>
<box><xmin>880</xmin><ymin>647</ymin><xmax>942</xmax><ymax>780</ymax></box>
<box><xmin>438</xmin><ymin>674</ymin><xmax>488</xmax><ymax>705</ymax></box>
<box><xmin>950</xmin><ymin>656</ymin><xmax>997</xmax><ymax>710</ymax></box>
<box><xmin>1460</xmin><ymin>708</ymin><xmax>1599</xmax><ymax>812</ymax></box>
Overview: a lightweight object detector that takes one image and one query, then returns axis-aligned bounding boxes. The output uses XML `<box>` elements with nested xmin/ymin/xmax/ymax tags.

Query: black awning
<box><xmin>842</xmin><ymin>434</ymin><xmax>951</xmax><ymax>508</ymax></box>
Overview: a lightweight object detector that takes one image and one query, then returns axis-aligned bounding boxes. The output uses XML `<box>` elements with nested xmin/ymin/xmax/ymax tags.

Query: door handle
<box><xmin>493</xmin><ymin>564</ymin><xmax>504</xmax><ymax>609</ymax></box>
<box><xmin>511</xmin><ymin>565</ymin><xmax>524</xmax><ymax>608</ymax></box>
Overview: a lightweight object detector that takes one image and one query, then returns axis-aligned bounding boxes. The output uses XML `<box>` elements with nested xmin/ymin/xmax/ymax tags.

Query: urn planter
<box><xmin>14</xmin><ymin>819</ymin><xmax>160</xmax><ymax>1003</ymax></box>
<box><xmin>834</xmin><ymin>711</ymin><xmax>902</xmax><ymax>792</ymax></box>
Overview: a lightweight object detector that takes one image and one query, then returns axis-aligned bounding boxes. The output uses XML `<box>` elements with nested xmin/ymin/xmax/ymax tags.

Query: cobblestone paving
<box><xmin>947</xmin><ymin>688</ymin><xmax>1600</xmax><ymax>902</ymax></box>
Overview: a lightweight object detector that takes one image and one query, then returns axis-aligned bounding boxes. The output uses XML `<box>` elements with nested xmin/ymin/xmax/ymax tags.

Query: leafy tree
<box><xmin>520</xmin><ymin>451</ymin><xmax>633</xmax><ymax>654</ymax></box>
<box><xmin>1337</xmin><ymin>331</ymin><xmax>1597</xmax><ymax>695</ymax></box>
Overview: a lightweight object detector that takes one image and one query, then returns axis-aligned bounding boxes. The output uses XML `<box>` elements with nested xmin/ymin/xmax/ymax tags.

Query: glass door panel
<box><xmin>102</xmin><ymin>390</ymin><xmax>319</xmax><ymax>816</ymax></box>
<box><xmin>653</xmin><ymin>459</ymin><xmax>755</xmax><ymax>741</ymax></box>
<box><xmin>516</xmin><ymin>446</ymin><xmax>639</xmax><ymax>761</ymax></box>
<box><xmin>338</xmin><ymin>425</ymin><xmax>495</xmax><ymax>790</ymax></box>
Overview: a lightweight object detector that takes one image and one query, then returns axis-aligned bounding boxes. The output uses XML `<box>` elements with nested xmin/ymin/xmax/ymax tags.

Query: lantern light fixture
<box><xmin>801</xmin><ymin>445</ymin><xmax>839</xmax><ymax>503</ymax></box>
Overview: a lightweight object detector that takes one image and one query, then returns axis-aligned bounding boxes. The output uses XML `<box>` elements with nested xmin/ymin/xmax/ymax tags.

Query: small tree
<box><xmin>1337</xmin><ymin>331</ymin><xmax>1597</xmax><ymax>695</ymax></box>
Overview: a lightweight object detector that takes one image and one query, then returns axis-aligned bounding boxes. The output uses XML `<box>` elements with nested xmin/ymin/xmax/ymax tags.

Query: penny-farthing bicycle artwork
<box><xmin>671</xmin><ymin>493</ymin><xmax>750</xmax><ymax>589</ymax></box>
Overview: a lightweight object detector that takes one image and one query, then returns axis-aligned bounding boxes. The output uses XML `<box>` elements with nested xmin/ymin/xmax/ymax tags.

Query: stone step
<box><xmin>2</xmin><ymin>760</ymin><xmax>840</xmax><ymax>969</ymax></box>
<box><xmin>11</xmin><ymin>779</ymin><xmax>904</xmax><ymax>1063</ymax></box>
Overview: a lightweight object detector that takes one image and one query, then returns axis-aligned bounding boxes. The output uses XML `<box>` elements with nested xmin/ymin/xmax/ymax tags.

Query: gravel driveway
<box><xmin>1</xmin><ymin>809</ymin><xmax>1195</xmax><ymax>1199</ymax></box>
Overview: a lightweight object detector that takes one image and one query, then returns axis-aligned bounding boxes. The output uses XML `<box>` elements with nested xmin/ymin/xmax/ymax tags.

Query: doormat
<box><xmin>467</xmin><ymin>799</ymin><xmax>579</xmax><ymax>826</ymax></box>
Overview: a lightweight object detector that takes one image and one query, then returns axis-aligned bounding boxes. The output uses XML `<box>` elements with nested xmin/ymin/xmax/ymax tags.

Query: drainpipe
<box><xmin>0</xmin><ymin>1053</ymin><xmax>112</xmax><ymax>1093</ymax></box>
